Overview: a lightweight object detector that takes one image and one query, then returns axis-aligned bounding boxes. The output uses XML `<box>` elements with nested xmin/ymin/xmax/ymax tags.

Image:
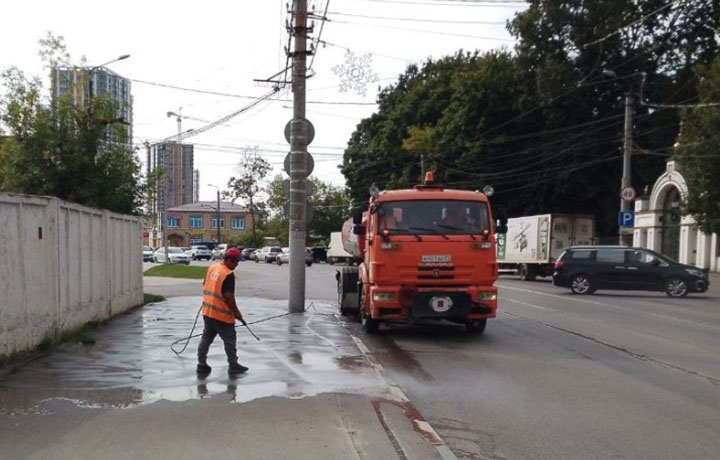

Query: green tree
<box><xmin>342</xmin><ymin>1</ymin><xmax>720</xmax><ymax>237</ymax></box>
<box><xmin>224</xmin><ymin>146</ymin><xmax>271</xmax><ymax>241</ymax></box>
<box><xmin>676</xmin><ymin>57</ymin><xmax>720</xmax><ymax>234</ymax></box>
<box><xmin>0</xmin><ymin>33</ymin><xmax>143</xmax><ymax>214</ymax></box>
<box><xmin>265</xmin><ymin>174</ymin><xmax>352</xmax><ymax>242</ymax></box>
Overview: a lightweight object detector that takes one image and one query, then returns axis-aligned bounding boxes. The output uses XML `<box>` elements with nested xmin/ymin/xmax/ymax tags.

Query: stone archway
<box><xmin>659</xmin><ymin>185</ymin><xmax>681</xmax><ymax>261</ymax></box>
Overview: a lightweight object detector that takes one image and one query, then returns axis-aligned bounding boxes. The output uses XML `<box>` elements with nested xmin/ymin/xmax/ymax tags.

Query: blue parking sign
<box><xmin>618</xmin><ymin>211</ymin><xmax>635</xmax><ymax>227</ymax></box>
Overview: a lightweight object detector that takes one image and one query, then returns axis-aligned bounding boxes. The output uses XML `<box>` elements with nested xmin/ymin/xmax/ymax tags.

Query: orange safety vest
<box><xmin>201</xmin><ymin>263</ymin><xmax>235</xmax><ymax>323</ymax></box>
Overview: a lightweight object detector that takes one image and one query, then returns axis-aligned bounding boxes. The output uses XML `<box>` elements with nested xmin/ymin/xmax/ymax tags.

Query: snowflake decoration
<box><xmin>332</xmin><ymin>50</ymin><xmax>379</xmax><ymax>97</ymax></box>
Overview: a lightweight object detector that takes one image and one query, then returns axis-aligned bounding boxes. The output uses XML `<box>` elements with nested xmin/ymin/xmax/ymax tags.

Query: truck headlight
<box><xmin>478</xmin><ymin>291</ymin><xmax>497</xmax><ymax>301</ymax></box>
<box><xmin>373</xmin><ymin>292</ymin><xmax>396</xmax><ymax>302</ymax></box>
<box><xmin>685</xmin><ymin>268</ymin><xmax>704</xmax><ymax>278</ymax></box>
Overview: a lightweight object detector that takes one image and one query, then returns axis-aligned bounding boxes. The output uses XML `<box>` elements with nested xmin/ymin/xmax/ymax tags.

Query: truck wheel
<box><xmin>338</xmin><ymin>267</ymin><xmax>359</xmax><ymax>316</ymax></box>
<box><xmin>359</xmin><ymin>289</ymin><xmax>379</xmax><ymax>333</ymax></box>
<box><xmin>466</xmin><ymin>319</ymin><xmax>487</xmax><ymax>334</ymax></box>
<box><xmin>328</xmin><ymin>257</ymin><xmax>335</xmax><ymax>265</ymax></box>
<box><xmin>519</xmin><ymin>264</ymin><xmax>537</xmax><ymax>281</ymax></box>
<box><xmin>276</xmin><ymin>258</ymin><xmax>282</xmax><ymax>266</ymax></box>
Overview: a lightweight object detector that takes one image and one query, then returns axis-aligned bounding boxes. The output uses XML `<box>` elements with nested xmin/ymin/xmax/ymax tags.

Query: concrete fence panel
<box><xmin>0</xmin><ymin>193</ymin><xmax>143</xmax><ymax>358</ymax></box>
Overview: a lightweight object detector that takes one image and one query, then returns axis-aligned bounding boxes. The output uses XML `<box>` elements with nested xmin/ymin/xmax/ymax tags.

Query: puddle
<box><xmin>0</xmin><ymin>297</ymin><xmax>388</xmax><ymax>412</ymax></box>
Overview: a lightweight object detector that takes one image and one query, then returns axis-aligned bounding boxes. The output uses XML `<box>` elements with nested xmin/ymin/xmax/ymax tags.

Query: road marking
<box><xmin>497</xmin><ymin>283</ymin><xmax>719</xmax><ymax>329</ymax></box>
<box><xmin>342</xmin><ymin>319</ymin><xmax>459</xmax><ymax>460</ymax></box>
<box><xmin>501</xmin><ymin>309</ymin><xmax>720</xmax><ymax>387</ymax></box>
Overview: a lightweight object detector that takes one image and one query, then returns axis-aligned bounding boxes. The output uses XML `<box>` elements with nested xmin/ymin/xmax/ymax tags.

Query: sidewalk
<box><xmin>0</xmin><ymin>297</ymin><xmax>449</xmax><ymax>459</ymax></box>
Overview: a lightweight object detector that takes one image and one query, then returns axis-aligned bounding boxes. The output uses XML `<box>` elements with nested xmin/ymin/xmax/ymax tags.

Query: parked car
<box><xmin>186</xmin><ymin>245</ymin><xmax>212</xmax><ymax>261</ymax></box>
<box><xmin>276</xmin><ymin>248</ymin><xmax>313</xmax><ymax>267</ymax></box>
<box><xmin>309</xmin><ymin>246</ymin><xmax>327</xmax><ymax>263</ymax></box>
<box><xmin>143</xmin><ymin>246</ymin><xmax>155</xmax><ymax>262</ymax></box>
<box><xmin>241</xmin><ymin>248</ymin><xmax>256</xmax><ymax>260</ymax></box>
<box><xmin>198</xmin><ymin>241</ymin><xmax>218</xmax><ymax>252</ymax></box>
<box><xmin>211</xmin><ymin>244</ymin><xmax>228</xmax><ymax>260</ymax></box>
<box><xmin>255</xmin><ymin>246</ymin><xmax>283</xmax><ymax>263</ymax></box>
<box><xmin>553</xmin><ymin>246</ymin><xmax>709</xmax><ymax>297</ymax></box>
<box><xmin>154</xmin><ymin>246</ymin><xmax>191</xmax><ymax>265</ymax></box>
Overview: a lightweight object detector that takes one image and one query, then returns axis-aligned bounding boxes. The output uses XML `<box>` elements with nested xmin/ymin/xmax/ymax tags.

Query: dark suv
<box><xmin>553</xmin><ymin>246</ymin><xmax>709</xmax><ymax>297</ymax></box>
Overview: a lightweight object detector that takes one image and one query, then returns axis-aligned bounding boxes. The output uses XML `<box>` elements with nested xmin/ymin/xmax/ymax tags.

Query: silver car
<box><xmin>154</xmin><ymin>247</ymin><xmax>191</xmax><ymax>265</ymax></box>
<box><xmin>276</xmin><ymin>248</ymin><xmax>313</xmax><ymax>267</ymax></box>
<box><xmin>143</xmin><ymin>245</ymin><xmax>154</xmax><ymax>262</ymax></box>
<box><xmin>186</xmin><ymin>245</ymin><xmax>212</xmax><ymax>261</ymax></box>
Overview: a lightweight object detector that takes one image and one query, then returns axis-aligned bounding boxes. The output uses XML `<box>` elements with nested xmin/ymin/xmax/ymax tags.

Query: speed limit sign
<box><xmin>621</xmin><ymin>186</ymin><xmax>637</xmax><ymax>202</ymax></box>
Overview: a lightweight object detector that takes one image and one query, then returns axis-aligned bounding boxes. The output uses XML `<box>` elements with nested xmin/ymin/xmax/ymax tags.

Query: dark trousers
<box><xmin>197</xmin><ymin>316</ymin><xmax>238</xmax><ymax>365</ymax></box>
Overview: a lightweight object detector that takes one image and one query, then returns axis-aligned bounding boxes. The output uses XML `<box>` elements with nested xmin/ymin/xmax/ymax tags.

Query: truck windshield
<box><xmin>377</xmin><ymin>200</ymin><xmax>490</xmax><ymax>235</ymax></box>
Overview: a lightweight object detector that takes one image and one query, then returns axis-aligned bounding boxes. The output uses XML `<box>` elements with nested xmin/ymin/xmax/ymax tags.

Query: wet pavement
<box><xmin>0</xmin><ymin>297</ymin><xmax>387</xmax><ymax>411</ymax></box>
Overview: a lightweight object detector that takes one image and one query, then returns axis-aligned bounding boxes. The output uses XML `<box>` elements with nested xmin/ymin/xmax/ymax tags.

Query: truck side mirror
<box><xmin>353</xmin><ymin>210</ymin><xmax>363</xmax><ymax>225</ymax></box>
<box><xmin>352</xmin><ymin>224</ymin><xmax>366</xmax><ymax>236</ymax></box>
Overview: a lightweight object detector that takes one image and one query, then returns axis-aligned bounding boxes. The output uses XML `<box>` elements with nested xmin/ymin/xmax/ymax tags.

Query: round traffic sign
<box><xmin>621</xmin><ymin>186</ymin><xmax>637</xmax><ymax>202</ymax></box>
<box><xmin>284</xmin><ymin>119</ymin><xmax>315</xmax><ymax>145</ymax></box>
<box><xmin>283</xmin><ymin>152</ymin><xmax>315</xmax><ymax>177</ymax></box>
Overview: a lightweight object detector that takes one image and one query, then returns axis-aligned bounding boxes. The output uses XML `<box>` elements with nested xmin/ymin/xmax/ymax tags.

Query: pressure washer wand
<box><xmin>240</xmin><ymin>318</ymin><xmax>261</xmax><ymax>341</ymax></box>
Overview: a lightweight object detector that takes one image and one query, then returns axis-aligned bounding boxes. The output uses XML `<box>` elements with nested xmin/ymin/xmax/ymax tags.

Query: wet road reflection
<box><xmin>0</xmin><ymin>297</ymin><xmax>387</xmax><ymax>412</ymax></box>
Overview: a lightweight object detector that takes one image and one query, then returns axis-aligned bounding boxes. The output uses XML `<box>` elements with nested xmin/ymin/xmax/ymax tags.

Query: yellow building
<box><xmin>157</xmin><ymin>201</ymin><xmax>252</xmax><ymax>247</ymax></box>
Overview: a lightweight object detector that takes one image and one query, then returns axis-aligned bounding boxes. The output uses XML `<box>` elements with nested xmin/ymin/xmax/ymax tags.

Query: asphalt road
<box><xmin>148</xmin><ymin>262</ymin><xmax>720</xmax><ymax>458</ymax></box>
<box><xmin>346</xmin><ymin>275</ymin><xmax>720</xmax><ymax>460</ymax></box>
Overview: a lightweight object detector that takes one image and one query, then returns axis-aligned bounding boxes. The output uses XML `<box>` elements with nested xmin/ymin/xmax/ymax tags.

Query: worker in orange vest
<box><xmin>197</xmin><ymin>247</ymin><xmax>248</xmax><ymax>376</ymax></box>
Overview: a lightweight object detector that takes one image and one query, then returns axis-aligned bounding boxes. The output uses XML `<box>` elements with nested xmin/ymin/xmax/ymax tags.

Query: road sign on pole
<box><xmin>284</xmin><ymin>119</ymin><xmax>315</xmax><ymax>145</ymax></box>
<box><xmin>621</xmin><ymin>186</ymin><xmax>637</xmax><ymax>202</ymax></box>
<box><xmin>618</xmin><ymin>211</ymin><xmax>635</xmax><ymax>227</ymax></box>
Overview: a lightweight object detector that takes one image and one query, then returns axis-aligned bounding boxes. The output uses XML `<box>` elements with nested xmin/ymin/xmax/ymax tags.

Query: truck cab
<box><xmin>337</xmin><ymin>173</ymin><xmax>505</xmax><ymax>334</ymax></box>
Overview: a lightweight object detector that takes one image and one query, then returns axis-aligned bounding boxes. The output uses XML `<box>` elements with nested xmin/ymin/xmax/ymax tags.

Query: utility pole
<box><xmin>216</xmin><ymin>189</ymin><xmax>221</xmax><ymax>244</ymax></box>
<box><xmin>288</xmin><ymin>0</ymin><xmax>309</xmax><ymax>313</ymax></box>
<box><xmin>620</xmin><ymin>89</ymin><xmax>634</xmax><ymax>246</ymax></box>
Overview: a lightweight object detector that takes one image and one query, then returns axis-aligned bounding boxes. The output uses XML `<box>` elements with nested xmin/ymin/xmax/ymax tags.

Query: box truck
<box><xmin>496</xmin><ymin>214</ymin><xmax>595</xmax><ymax>280</ymax></box>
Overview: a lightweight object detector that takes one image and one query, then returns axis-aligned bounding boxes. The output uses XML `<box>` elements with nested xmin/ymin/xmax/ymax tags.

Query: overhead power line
<box><xmin>308</xmin><ymin>0</ymin><xmax>331</xmax><ymax>72</ymax></box>
<box><xmin>582</xmin><ymin>1</ymin><xmax>676</xmax><ymax>48</ymax></box>
<box><xmin>351</xmin><ymin>0</ymin><xmax>526</xmax><ymax>7</ymax></box>
<box><xmin>331</xmin><ymin>19</ymin><xmax>516</xmax><ymax>42</ymax></box>
<box><xmin>160</xmin><ymin>89</ymin><xmax>281</xmax><ymax>142</ymax></box>
<box><xmin>130</xmin><ymin>77</ymin><xmax>376</xmax><ymax>105</ymax></box>
<box><xmin>326</xmin><ymin>11</ymin><xmax>506</xmax><ymax>24</ymax></box>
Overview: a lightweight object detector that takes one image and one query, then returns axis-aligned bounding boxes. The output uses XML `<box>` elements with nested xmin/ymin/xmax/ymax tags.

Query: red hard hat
<box><xmin>225</xmin><ymin>247</ymin><xmax>241</xmax><ymax>259</ymax></box>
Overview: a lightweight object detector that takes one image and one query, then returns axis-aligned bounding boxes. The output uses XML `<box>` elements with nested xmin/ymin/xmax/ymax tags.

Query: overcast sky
<box><xmin>1</xmin><ymin>0</ymin><xmax>525</xmax><ymax>201</ymax></box>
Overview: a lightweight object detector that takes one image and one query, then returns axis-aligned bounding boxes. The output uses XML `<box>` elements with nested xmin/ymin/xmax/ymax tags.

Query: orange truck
<box><xmin>336</xmin><ymin>172</ymin><xmax>508</xmax><ymax>333</ymax></box>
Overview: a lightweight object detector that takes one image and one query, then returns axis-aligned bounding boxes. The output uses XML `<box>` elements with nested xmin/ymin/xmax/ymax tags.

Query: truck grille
<box><xmin>417</xmin><ymin>265</ymin><xmax>455</xmax><ymax>280</ymax></box>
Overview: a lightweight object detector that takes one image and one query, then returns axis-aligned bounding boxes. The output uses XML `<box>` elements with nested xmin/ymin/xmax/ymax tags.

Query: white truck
<box><xmin>327</xmin><ymin>231</ymin><xmax>354</xmax><ymax>265</ymax></box>
<box><xmin>496</xmin><ymin>214</ymin><xmax>595</xmax><ymax>280</ymax></box>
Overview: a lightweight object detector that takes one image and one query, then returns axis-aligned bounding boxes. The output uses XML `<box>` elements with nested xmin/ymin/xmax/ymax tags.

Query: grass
<box><xmin>1</xmin><ymin>320</ymin><xmax>104</xmax><ymax>368</ymax></box>
<box><xmin>143</xmin><ymin>264</ymin><xmax>208</xmax><ymax>279</ymax></box>
<box><xmin>143</xmin><ymin>293</ymin><xmax>166</xmax><ymax>305</ymax></box>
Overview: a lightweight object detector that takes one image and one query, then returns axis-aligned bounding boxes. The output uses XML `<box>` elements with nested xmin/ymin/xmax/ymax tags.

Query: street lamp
<box><xmin>208</xmin><ymin>184</ymin><xmax>222</xmax><ymax>244</ymax></box>
<box><xmin>86</xmin><ymin>54</ymin><xmax>130</xmax><ymax>113</ymax></box>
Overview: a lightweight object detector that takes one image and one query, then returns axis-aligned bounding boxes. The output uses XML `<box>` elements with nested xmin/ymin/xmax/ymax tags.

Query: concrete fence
<box><xmin>0</xmin><ymin>193</ymin><xmax>143</xmax><ymax>358</ymax></box>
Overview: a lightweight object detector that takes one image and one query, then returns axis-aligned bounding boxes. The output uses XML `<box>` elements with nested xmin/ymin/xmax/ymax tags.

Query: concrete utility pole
<box><xmin>288</xmin><ymin>0</ymin><xmax>309</xmax><ymax>313</ymax></box>
<box><xmin>620</xmin><ymin>90</ymin><xmax>634</xmax><ymax>246</ymax></box>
